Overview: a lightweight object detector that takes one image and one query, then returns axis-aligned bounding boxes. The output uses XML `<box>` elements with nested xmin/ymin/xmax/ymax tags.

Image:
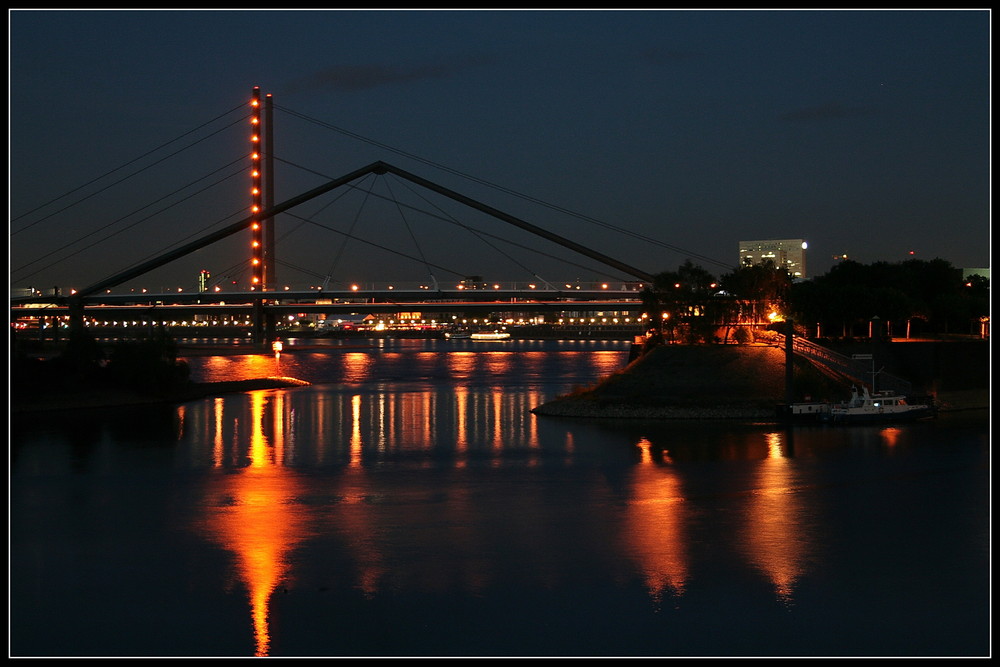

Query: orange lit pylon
<box><xmin>250</xmin><ymin>87</ymin><xmax>264</xmax><ymax>291</ymax></box>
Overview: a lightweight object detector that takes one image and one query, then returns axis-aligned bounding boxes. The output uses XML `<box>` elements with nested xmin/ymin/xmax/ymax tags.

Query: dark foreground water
<box><xmin>10</xmin><ymin>339</ymin><xmax>991</xmax><ymax>657</ymax></box>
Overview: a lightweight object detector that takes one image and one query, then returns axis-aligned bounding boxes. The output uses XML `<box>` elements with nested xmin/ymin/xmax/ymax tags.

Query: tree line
<box><xmin>641</xmin><ymin>257</ymin><xmax>989</xmax><ymax>343</ymax></box>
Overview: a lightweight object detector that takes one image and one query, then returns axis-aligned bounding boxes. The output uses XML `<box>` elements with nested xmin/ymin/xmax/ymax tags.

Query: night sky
<box><xmin>9</xmin><ymin>9</ymin><xmax>991</xmax><ymax>293</ymax></box>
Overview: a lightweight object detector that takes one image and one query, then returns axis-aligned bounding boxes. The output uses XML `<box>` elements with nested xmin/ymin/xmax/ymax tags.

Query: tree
<box><xmin>641</xmin><ymin>260</ymin><xmax>720</xmax><ymax>343</ymax></box>
<box><xmin>789</xmin><ymin>257</ymin><xmax>988</xmax><ymax>339</ymax></box>
<box><xmin>719</xmin><ymin>260</ymin><xmax>792</xmax><ymax>325</ymax></box>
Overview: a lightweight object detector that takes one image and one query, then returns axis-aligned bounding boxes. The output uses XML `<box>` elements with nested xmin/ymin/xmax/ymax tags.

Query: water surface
<box><xmin>10</xmin><ymin>340</ymin><xmax>990</xmax><ymax>657</ymax></box>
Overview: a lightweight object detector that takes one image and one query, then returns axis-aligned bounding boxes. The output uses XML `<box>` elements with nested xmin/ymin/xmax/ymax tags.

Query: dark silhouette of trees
<box><xmin>789</xmin><ymin>258</ymin><xmax>989</xmax><ymax>338</ymax></box>
<box><xmin>641</xmin><ymin>256</ymin><xmax>987</xmax><ymax>344</ymax></box>
<box><xmin>641</xmin><ymin>259</ymin><xmax>721</xmax><ymax>343</ymax></box>
<box><xmin>641</xmin><ymin>259</ymin><xmax>792</xmax><ymax>344</ymax></box>
<box><xmin>104</xmin><ymin>327</ymin><xmax>191</xmax><ymax>396</ymax></box>
<box><xmin>719</xmin><ymin>260</ymin><xmax>792</xmax><ymax>326</ymax></box>
<box><xmin>11</xmin><ymin>327</ymin><xmax>191</xmax><ymax>400</ymax></box>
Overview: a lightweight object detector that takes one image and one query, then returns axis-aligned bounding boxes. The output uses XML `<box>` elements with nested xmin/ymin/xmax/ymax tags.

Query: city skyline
<box><xmin>9</xmin><ymin>9</ymin><xmax>991</xmax><ymax>293</ymax></box>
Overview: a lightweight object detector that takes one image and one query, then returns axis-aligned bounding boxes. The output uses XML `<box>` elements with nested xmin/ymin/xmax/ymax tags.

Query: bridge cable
<box><xmin>263</xmin><ymin>160</ymin><xmax>363</xmax><ymax>251</ymax></box>
<box><xmin>273</xmin><ymin>157</ymin><xmax>630</xmax><ymax>285</ymax></box>
<box><xmin>388</xmin><ymin>173</ymin><xmax>570</xmax><ymax>289</ymax></box>
<box><xmin>12</xmin><ymin>105</ymin><xmax>247</xmax><ymax>236</ymax></box>
<box><xmin>205</xmin><ymin>258</ymin><xmax>255</xmax><ymax>291</ymax></box>
<box><xmin>323</xmin><ymin>173</ymin><xmax>378</xmax><ymax>286</ymax></box>
<box><xmin>245</xmin><ymin>169</ymin><xmax>467</xmax><ymax>288</ymax></box>
<box><xmin>275</xmin><ymin>258</ymin><xmax>326</xmax><ymax>281</ymax></box>
<box><xmin>13</xmin><ymin>161</ymin><xmax>247</xmax><ymax>283</ymax></box>
<box><xmin>258</xmin><ymin>164</ymin><xmax>360</xmax><ymax>286</ymax></box>
<box><xmin>382</xmin><ymin>176</ymin><xmax>438</xmax><ymax>290</ymax></box>
<box><xmin>283</xmin><ymin>210</ymin><xmax>468</xmax><ymax>281</ymax></box>
<box><xmin>13</xmin><ymin>158</ymin><xmax>245</xmax><ymax>275</ymax></box>
<box><xmin>274</xmin><ymin>104</ymin><xmax>735</xmax><ymax>272</ymax></box>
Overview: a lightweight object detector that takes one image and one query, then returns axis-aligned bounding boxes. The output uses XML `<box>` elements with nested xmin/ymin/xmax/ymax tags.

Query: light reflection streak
<box><xmin>330</xmin><ymin>470</ymin><xmax>387</xmax><ymax>599</ymax></box>
<box><xmin>376</xmin><ymin>390</ymin><xmax>388</xmax><ymax>452</ymax></box>
<box><xmin>187</xmin><ymin>375</ymin><xmax>578</xmax><ymax>653</ymax></box>
<box><xmin>492</xmin><ymin>390</ymin><xmax>503</xmax><ymax>458</ymax></box>
<box><xmin>196</xmin><ymin>353</ymin><xmax>284</xmax><ymax>383</ymax></box>
<box><xmin>625</xmin><ymin>438</ymin><xmax>689</xmax><ymax>606</ymax></box>
<box><xmin>455</xmin><ymin>387</ymin><xmax>469</xmax><ymax>463</ymax></box>
<box><xmin>739</xmin><ymin>430</ymin><xmax>812</xmax><ymax>606</ymax></box>
<box><xmin>881</xmin><ymin>426</ymin><xmax>902</xmax><ymax>448</ymax></box>
<box><xmin>176</xmin><ymin>404</ymin><xmax>187</xmax><ymax>440</ymax></box>
<box><xmin>350</xmin><ymin>394</ymin><xmax>362</xmax><ymax>467</ymax></box>
<box><xmin>341</xmin><ymin>351</ymin><xmax>374</xmax><ymax>383</ymax></box>
<box><xmin>213</xmin><ymin>397</ymin><xmax>224</xmax><ymax>467</ymax></box>
<box><xmin>196</xmin><ymin>391</ymin><xmax>311</xmax><ymax>657</ymax></box>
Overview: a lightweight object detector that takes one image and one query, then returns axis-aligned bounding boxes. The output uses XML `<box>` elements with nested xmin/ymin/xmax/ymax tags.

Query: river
<box><xmin>9</xmin><ymin>338</ymin><xmax>990</xmax><ymax>657</ymax></box>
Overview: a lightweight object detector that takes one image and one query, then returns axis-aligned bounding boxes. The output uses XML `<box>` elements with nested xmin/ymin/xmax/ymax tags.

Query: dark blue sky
<box><xmin>9</xmin><ymin>9</ymin><xmax>991</xmax><ymax>292</ymax></box>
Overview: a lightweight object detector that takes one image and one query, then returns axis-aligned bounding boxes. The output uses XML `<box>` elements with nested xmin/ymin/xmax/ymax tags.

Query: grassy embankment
<box><xmin>533</xmin><ymin>342</ymin><xmax>861</xmax><ymax>420</ymax></box>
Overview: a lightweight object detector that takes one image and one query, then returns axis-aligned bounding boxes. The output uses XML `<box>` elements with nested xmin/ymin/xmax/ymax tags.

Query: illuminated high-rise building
<box><xmin>739</xmin><ymin>239</ymin><xmax>808</xmax><ymax>279</ymax></box>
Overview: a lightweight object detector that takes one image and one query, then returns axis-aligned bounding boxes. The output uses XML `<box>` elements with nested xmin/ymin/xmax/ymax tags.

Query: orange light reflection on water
<box><xmin>739</xmin><ymin>431</ymin><xmax>813</xmax><ymax>606</ymax></box>
<box><xmin>197</xmin><ymin>391</ymin><xmax>310</xmax><ymax>657</ymax></box>
<box><xmin>197</xmin><ymin>353</ymin><xmax>285</xmax><ymax>383</ymax></box>
<box><xmin>625</xmin><ymin>438</ymin><xmax>689</xmax><ymax>606</ymax></box>
<box><xmin>187</xmin><ymin>377</ymin><xmax>559</xmax><ymax>654</ymax></box>
<box><xmin>881</xmin><ymin>426</ymin><xmax>903</xmax><ymax>448</ymax></box>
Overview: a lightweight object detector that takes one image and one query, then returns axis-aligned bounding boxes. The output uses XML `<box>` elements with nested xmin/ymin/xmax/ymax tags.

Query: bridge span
<box><xmin>11</xmin><ymin>285</ymin><xmax>650</xmax><ymax>341</ymax></box>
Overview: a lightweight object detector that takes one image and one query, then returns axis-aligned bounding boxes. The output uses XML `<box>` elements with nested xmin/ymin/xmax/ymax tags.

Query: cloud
<box><xmin>283</xmin><ymin>56</ymin><xmax>492</xmax><ymax>94</ymax></box>
<box><xmin>778</xmin><ymin>102</ymin><xmax>876</xmax><ymax>122</ymax></box>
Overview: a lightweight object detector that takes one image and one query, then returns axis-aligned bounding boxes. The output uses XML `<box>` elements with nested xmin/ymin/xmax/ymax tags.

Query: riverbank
<box><xmin>531</xmin><ymin>343</ymin><xmax>990</xmax><ymax>420</ymax></box>
<box><xmin>10</xmin><ymin>377</ymin><xmax>311</xmax><ymax>415</ymax></box>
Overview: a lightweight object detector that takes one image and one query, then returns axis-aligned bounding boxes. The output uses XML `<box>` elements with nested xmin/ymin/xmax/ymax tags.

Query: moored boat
<box><xmin>821</xmin><ymin>385</ymin><xmax>935</xmax><ymax>424</ymax></box>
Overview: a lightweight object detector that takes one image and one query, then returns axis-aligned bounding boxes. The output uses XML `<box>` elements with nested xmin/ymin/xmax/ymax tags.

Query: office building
<box><xmin>739</xmin><ymin>239</ymin><xmax>808</xmax><ymax>279</ymax></box>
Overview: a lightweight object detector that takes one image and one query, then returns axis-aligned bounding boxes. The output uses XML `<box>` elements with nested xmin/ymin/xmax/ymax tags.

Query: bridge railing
<box><xmin>775</xmin><ymin>333</ymin><xmax>913</xmax><ymax>395</ymax></box>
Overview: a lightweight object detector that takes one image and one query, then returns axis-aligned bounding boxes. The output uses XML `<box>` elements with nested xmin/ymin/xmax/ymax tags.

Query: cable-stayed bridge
<box><xmin>11</xmin><ymin>88</ymin><xmax>735</xmax><ymax>343</ymax></box>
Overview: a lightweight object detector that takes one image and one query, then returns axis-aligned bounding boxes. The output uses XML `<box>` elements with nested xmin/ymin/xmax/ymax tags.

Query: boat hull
<box><xmin>822</xmin><ymin>406</ymin><xmax>935</xmax><ymax>424</ymax></box>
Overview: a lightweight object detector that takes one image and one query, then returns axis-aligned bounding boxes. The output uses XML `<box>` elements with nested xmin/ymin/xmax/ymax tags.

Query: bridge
<box><xmin>11</xmin><ymin>158</ymin><xmax>659</xmax><ymax>343</ymax></box>
<box><xmin>11</xmin><ymin>87</ymin><xmax>738</xmax><ymax>344</ymax></box>
<box><xmin>12</xmin><ymin>285</ymin><xmax>651</xmax><ymax>335</ymax></box>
